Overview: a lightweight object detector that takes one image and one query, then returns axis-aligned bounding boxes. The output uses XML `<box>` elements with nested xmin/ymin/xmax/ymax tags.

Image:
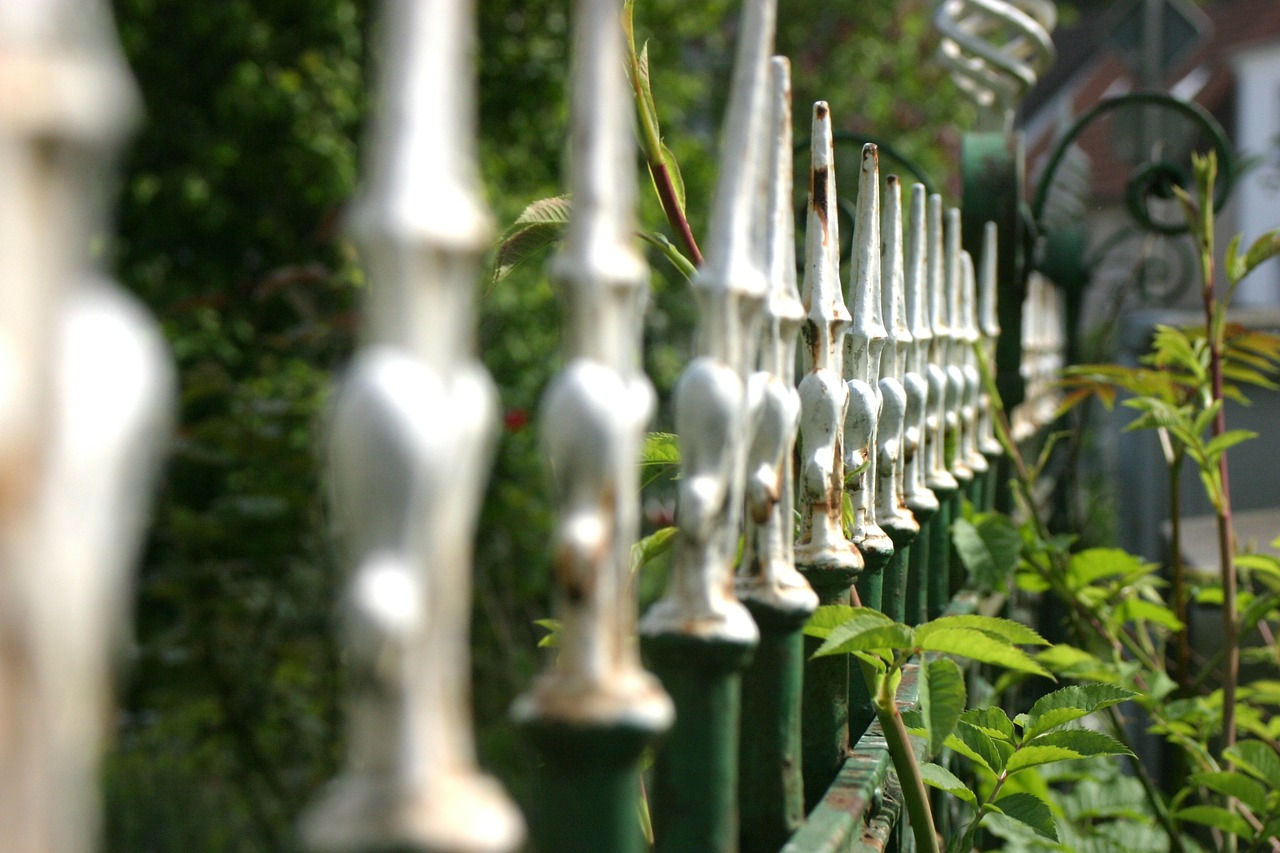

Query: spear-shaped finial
<box><xmin>303</xmin><ymin>0</ymin><xmax>523</xmax><ymax>849</ymax></box>
<box><xmin>903</xmin><ymin>184</ymin><xmax>938</xmax><ymax>518</ymax></box>
<box><xmin>640</xmin><ymin>0</ymin><xmax>777</xmax><ymax>845</ymax></box>
<box><xmin>738</xmin><ymin>56</ymin><xmax>815</xmax><ymax>617</ymax></box>
<box><xmin>924</xmin><ymin>194</ymin><xmax>958</xmax><ymax>497</ymax></box>
<box><xmin>846</xmin><ymin>145</ymin><xmax>894</xmax><ymax>585</ymax></box>
<box><xmin>794</xmin><ymin>102</ymin><xmax>861</xmax><ymax>578</ymax></box>
<box><xmin>0</xmin><ymin>5</ymin><xmax>176</xmax><ymax>853</ymax></box>
<box><xmin>958</xmin><ymin>250</ymin><xmax>988</xmax><ymax>480</ymax></box>
<box><xmin>976</xmin><ymin>221</ymin><xmax>1003</xmax><ymax>459</ymax></box>
<box><xmin>943</xmin><ymin>207</ymin><xmax>973</xmax><ymax>486</ymax></box>
<box><xmin>876</xmin><ymin>175</ymin><xmax>916</xmax><ymax>534</ymax></box>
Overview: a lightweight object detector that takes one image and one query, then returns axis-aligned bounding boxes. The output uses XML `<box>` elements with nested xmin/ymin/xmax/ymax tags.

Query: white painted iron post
<box><xmin>300</xmin><ymin>0</ymin><xmax>524</xmax><ymax>850</ymax></box>
<box><xmin>0</xmin><ymin>3</ymin><xmax>174</xmax><ymax>853</ymax></box>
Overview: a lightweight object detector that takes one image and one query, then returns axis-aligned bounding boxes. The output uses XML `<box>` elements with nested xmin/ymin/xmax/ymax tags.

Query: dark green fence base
<box><xmin>925</xmin><ymin>487</ymin><xmax>958</xmax><ymax>620</ymax></box>
<box><xmin>522</xmin><ymin>718</ymin><xmax>659</xmax><ymax>853</ymax></box>
<box><xmin>739</xmin><ymin>601</ymin><xmax>812</xmax><ymax>853</ymax></box>
<box><xmin>643</xmin><ymin>632</ymin><xmax>755</xmax><ymax>853</ymax></box>
<box><xmin>904</xmin><ymin>502</ymin><xmax>937</xmax><ymax>625</ymax></box>
<box><xmin>797</xmin><ymin>563</ymin><xmax>860</xmax><ymax>813</ymax></box>
<box><xmin>782</xmin><ymin>663</ymin><xmax>923</xmax><ymax>853</ymax></box>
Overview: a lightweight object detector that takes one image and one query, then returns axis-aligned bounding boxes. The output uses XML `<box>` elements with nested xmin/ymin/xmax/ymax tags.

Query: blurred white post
<box><xmin>0</xmin><ymin>2</ymin><xmax>174</xmax><ymax>852</ymax></box>
<box><xmin>301</xmin><ymin>0</ymin><xmax>524</xmax><ymax>850</ymax></box>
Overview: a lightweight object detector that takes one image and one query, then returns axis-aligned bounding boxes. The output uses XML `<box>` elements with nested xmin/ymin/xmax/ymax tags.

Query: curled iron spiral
<box><xmin>935</xmin><ymin>0</ymin><xmax>1057</xmax><ymax>122</ymax></box>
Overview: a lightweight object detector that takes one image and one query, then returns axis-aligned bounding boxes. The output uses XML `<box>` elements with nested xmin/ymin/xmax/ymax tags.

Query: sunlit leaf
<box><xmin>492</xmin><ymin>195</ymin><xmax>571</xmax><ymax>283</ymax></box>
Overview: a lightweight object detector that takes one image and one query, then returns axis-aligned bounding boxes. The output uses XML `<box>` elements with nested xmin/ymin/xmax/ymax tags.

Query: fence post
<box><xmin>847</xmin><ymin>145</ymin><xmax>893</xmax><ymax>614</ymax></box>
<box><xmin>794</xmin><ymin>101</ymin><xmax>863</xmax><ymax>811</ymax></box>
<box><xmin>735</xmin><ymin>56</ymin><xmax>819</xmax><ymax>853</ymax></box>
<box><xmin>902</xmin><ymin>185</ymin><xmax>940</xmax><ymax>625</ymax></box>
<box><xmin>638</xmin><ymin>0</ymin><xmax>776</xmax><ymax>848</ymax></box>
<box><xmin>924</xmin><ymin>196</ymin><xmax>960</xmax><ymax>620</ymax></box>
<box><xmin>300</xmin><ymin>0</ymin><xmax>524</xmax><ymax>849</ymax></box>
<box><xmin>0</xmin><ymin>5</ymin><xmax>174</xmax><ymax>853</ymax></box>
<box><xmin>977</xmin><ymin>222</ymin><xmax>1003</xmax><ymax>510</ymax></box>
<box><xmin>511</xmin><ymin>0</ymin><xmax>676</xmax><ymax>850</ymax></box>
<box><xmin>876</xmin><ymin>175</ymin><xmax>921</xmax><ymax>625</ymax></box>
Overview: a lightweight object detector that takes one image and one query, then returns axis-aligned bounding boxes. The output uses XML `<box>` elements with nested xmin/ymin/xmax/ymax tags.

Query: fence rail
<box><xmin>0</xmin><ymin>1</ymin><xmax>1081</xmax><ymax>853</ymax></box>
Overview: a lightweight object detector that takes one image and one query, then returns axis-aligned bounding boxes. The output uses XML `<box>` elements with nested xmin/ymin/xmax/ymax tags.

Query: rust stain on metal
<box><xmin>812</xmin><ymin>166</ymin><xmax>829</xmax><ymax>228</ymax></box>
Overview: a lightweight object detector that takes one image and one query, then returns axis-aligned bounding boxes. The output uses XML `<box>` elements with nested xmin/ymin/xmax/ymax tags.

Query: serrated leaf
<box><xmin>803</xmin><ymin>604</ymin><xmax>859</xmax><ymax>639</ymax></box>
<box><xmin>918</xmin><ymin>614</ymin><xmax>1048</xmax><ymax>647</ymax></box>
<box><xmin>961</xmin><ymin>706</ymin><xmax>1016</xmax><ymax>742</ymax></box>
<box><xmin>814</xmin><ymin>618</ymin><xmax>914</xmax><ymax>657</ymax></box>
<box><xmin>919</xmin><ymin>761</ymin><xmax>976</xmax><ymax>805</ymax></box>
<box><xmin>1189</xmin><ymin>771</ymin><xmax>1268</xmax><ymax>815</ymax></box>
<box><xmin>1030</xmin><ymin>729</ymin><xmax>1131</xmax><ymax>758</ymax></box>
<box><xmin>917</xmin><ymin>627</ymin><xmax>1050</xmax><ymax>677</ymax></box>
<box><xmin>921</xmin><ymin>658</ymin><xmax>966</xmax><ymax>757</ymax></box>
<box><xmin>1023</xmin><ymin>684</ymin><xmax>1137</xmax><ymax>739</ymax></box>
<box><xmin>1224</xmin><ymin>740</ymin><xmax>1280</xmax><ymax>787</ymax></box>
<box><xmin>1175</xmin><ymin>805</ymin><xmax>1253</xmax><ymax>837</ymax></box>
<box><xmin>492</xmin><ymin>195</ymin><xmax>572</xmax><ymax>283</ymax></box>
<box><xmin>950</xmin><ymin>720</ymin><xmax>1005</xmax><ymax>774</ymax></box>
<box><xmin>992</xmin><ymin>792</ymin><xmax>1058</xmax><ymax>841</ymax></box>
<box><xmin>1005</xmin><ymin>745</ymin><xmax>1080</xmax><ymax>774</ymax></box>
<box><xmin>641</xmin><ymin>431</ymin><xmax>681</xmax><ymax>466</ymax></box>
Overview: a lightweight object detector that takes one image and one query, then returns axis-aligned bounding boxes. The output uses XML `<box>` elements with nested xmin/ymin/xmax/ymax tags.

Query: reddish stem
<box><xmin>649</xmin><ymin>160</ymin><xmax>702</xmax><ymax>266</ymax></box>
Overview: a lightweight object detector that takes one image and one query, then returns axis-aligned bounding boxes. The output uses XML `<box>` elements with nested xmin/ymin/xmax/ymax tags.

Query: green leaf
<box><xmin>533</xmin><ymin>618</ymin><xmax>561</xmax><ymax>648</ymax></box>
<box><xmin>920</xmin><ymin>658</ymin><xmax>966</xmax><ymax>757</ymax></box>
<box><xmin>492</xmin><ymin>195</ymin><xmax>571</xmax><ymax>283</ymax></box>
<box><xmin>1224</xmin><ymin>740</ymin><xmax>1280</xmax><ymax>788</ymax></box>
<box><xmin>919</xmin><ymin>761</ymin><xmax>976</xmax><ymax>805</ymax></box>
<box><xmin>917</xmin><ymin>627</ymin><xmax>1050</xmax><ymax>677</ymax></box>
<box><xmin>1065</xmin><ymin>549</ymin><xmax>1154</xmax><ymax>590</ymax></box>
<box><xmin>630</xmin><ymin>527</ymin><xmax>676</xmax><ymax>576</ymax></box>
<box><xmin>641</xmin><ymin>431</ymin><xmax>681</xmax><ymax>466</ymax></box>
<box><xmin>1237</xmin><ymin>227</ymin><xmax>1280</xmax><ymax>285</ymax></box>
<box><xmin>1226</xmin><ymin>232</ymin><xmax>1246</xmax><ymax>283</ymax></box>
<box><xmin>1113</xmin><ymin>598</ymin><xmax>1183</xmax><ymax>631</ymax></box>
<box><xmin>1030</xmin><ymin>729</ymin><xmax>1131</xmax><ymax>758</ymax></box>
<box><xmin>952</xmin><ymin>514</ymin><xmax>1022</xmax><ymax>591</ymax></box>
<box><xmin>813</xmin><ymin>616</ymin><xmax>914</xmax><ymax>657</ymax></box>
<box><xmin>1005</xmin><ymin>745</ymin><xmax>1080</xmax><ymax>774</ymax></box>
<box><xmin>949</xmin><ymin>720</ymin><xmax>1006</xmax><ymax>774</ymax></box>
<box><xmin>961</xmin><ymin>706</ymin><xmax>1016</xmax><ymax>743</ymax></box>
<box><xmin>1022</xmin><ymin>684</ymin><xmax>1137</xmax><ymax>740</ymax></box>
<box><xmin>1205</xmin><ymin>429</ymin><xmax>1258</xmax><ymax>461</ymax></box>
<box><xmin>917</xmin><ymin>614</ymin><xmax>1048</xmax><ymax>647</ymax></box>
<box><xmin>1175</xmin><ymin>805</ymin><xmax>1253</xmax><ymax>837</ymax></box>
<box><xmin>1189</xmin><ymin>771</ymin><xmax>1268</xmax><ymax>815</ymax></box>
<box><xmin>991</xmin><ymin>792</ymin><xmax>1058</xmax><ymax>841</ymax></box>
<box><xmin>804</xmin><ymin>604</ymin><xmax>859</xmax><ymax>639</ymax></box>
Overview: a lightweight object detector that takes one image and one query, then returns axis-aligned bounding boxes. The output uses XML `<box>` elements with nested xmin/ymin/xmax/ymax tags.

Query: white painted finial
<box><xmin>641</xmin><ymin>0</ymin><xmax>777</xmax><ymax>646</ymax></box>
<box><xmin>875</xmin><ymin>176</ymin><xmax>917</xmax><ymax>534</ymax></box>
<box><xmin>0</xmin><ymin>4</ymin><xmax>172</xmax><ymax>853</ymax></box>
<box><xmin>794</xmin><ymin>101</ymin><xmax>862</xmax><ymax>576</ymax></box>
<box><xmin>925</xmin><ymin>194</ymin><xmax>959</xmax><ymax>494</ymax></box>
<box><xmin>902</xmin><ymin>184</ymin><xmax>938</xmax><ymax>516</ymax></box>
<box><xmin>303</xmin><ymin>1</ymin><xmax>524</xmax><ymax>849</ymax></box>
<box><xmin>514</xmin><ymin>0</ymin><xmax>673</xmax><ymax>736</ymax></box>
<box><xmin>737</xmin><ymin>57</ymin><xmax>817</xmax><ymax>616</ymax></box>
<box><xmin>845</xmin><ymin>145</ymin><xmax>893</xmax><ymax>567</ymax></box>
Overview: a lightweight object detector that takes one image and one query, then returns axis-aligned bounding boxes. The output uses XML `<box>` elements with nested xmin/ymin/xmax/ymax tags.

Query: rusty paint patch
<box><xmin>812</xmin><ymin>166</ymin><xmax>829</xmax><ymax>227</ymax></box>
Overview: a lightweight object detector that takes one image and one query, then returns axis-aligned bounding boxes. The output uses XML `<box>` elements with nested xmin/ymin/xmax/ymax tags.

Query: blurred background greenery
<box><xmin>104</xmin><ymin>1</ymin><xmax>975</xmax><ymax>849</ymax></box>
